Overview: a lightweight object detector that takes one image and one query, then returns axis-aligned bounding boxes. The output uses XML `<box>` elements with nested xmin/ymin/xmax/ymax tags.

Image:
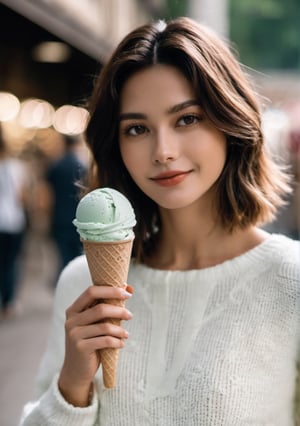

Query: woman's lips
<box><xmin>150</xmin><ymin>170</ymin><xmax>191</xmax><ymax>187</ymax></box>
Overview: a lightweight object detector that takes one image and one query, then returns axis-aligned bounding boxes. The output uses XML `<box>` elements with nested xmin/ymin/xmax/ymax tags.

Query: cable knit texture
<box><xmin>19</xmin><ymin>234</ymin><xmax>300</xmax><ymax>425</ymax></box>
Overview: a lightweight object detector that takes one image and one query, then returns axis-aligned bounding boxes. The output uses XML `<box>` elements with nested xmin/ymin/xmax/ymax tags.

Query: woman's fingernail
<box><xmin>124</xmin><ymin>330</ymin><xmax>129</xmax><ymax>338</ymax></box>
<box><xmin>126</xmin><ymin>310</ymin><xmax>133</xmax><ymax>319</ymax></box>
<box><xmin>126</xmin><ymin>285</ymin><xmax>134</xmax><ymax>294</ymax></box>
<box><xmin>120</xmin><ymin>289</ymin><xmax>133</xmax><ymax>298</ymax></box>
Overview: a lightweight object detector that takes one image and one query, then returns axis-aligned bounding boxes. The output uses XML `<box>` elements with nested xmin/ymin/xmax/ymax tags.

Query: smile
<box><xmin>150</xmin><ymin>170</ymin><xmax>191</xmax><ymax>187</ymax></box>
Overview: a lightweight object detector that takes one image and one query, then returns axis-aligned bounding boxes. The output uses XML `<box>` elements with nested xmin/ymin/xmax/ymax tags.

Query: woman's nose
<box><xmin>152</xmin><ymin>130</ymin><xmax>178</xmax><ymax>164</ymax></box>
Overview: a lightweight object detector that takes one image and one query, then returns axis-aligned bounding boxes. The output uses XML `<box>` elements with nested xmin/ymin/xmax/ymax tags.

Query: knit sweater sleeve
<box><xmin>294</xmin><ymin>249</ymin><xmax>300</xmax><ymax>421</ymax></box>
<box><xmin>277</xmin><ymin>238</ymin><xmax>300</xmax><ymax>422</ymax></box>
<box><xmin>19</xmin><ymin>256</ymin><xmax>99</xmax><ymax>425</ymax></box>
<box><xmin>20</xmin><ymin>374</ymin><xmax>99</xmax><ymax>426</ymax></box>
<box><xmin>286</xmin><ymin>243</ymin><xmax>300</xmax><ymax>426</ymax></box>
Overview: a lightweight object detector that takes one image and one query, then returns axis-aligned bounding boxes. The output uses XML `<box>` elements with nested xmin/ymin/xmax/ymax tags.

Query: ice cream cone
<box><xmin>82</xmin><ymin>238</ymin><xmax>133</xmax><ymax>388</ymax></box>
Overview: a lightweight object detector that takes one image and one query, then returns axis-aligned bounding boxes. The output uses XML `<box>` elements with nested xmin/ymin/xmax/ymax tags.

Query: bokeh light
<box><xmin>0</xmin><ymin>92</ymin><xmax>20</xmax><ymax>121</ymax></box>
<box><xmin>18</xmin><ymin>98</ymin><xmax>55</xmax><ymax>129</ymax></box>
<box><xmin>53</xmin><ymin>105</ymin><xmax>89</xmax><ymax>134</ymax></box>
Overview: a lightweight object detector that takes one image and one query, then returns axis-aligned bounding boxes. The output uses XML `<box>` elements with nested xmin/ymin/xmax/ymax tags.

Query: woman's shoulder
<box><xmin>267</xmin><ymin>235</ymin><xmax>300</xmax><ymax>299</ymax></box>
<box><xmin>272</xmin><ymin>234</ymin><xmax>300</xmax><ymax>270</ymax></box>
<box><xmin>59</xmin><ymin>254</ymin><xmax>90</xmax><ymax>280</ymax></box>
<box><xmin>54</xmin><ymin>254</ymin><xmax>91</xmax><ymax>303</ymax></box>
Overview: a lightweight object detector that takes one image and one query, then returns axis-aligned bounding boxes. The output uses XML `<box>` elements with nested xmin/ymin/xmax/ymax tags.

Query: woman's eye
<box><xmin>124</xmin><ymin>124</ymin><xmax>147</xmax><ymax>136</ymax></box>
<box><xmin>177</xmin><ymin>114</ymin><xmax>200</xmax><ymax>126</ymax></box>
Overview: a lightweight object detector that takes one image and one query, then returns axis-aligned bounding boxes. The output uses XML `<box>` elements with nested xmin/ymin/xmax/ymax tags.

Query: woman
<box><xmin>20</xmin><ymin>17</ymin><xmax>299</xmax><ymax>425</ymax></box>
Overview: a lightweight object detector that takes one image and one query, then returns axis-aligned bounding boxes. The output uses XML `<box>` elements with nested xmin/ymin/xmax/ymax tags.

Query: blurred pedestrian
<box><xmin>46</xmin><ymin>134</ymin><xmax>87</xmax><ymax>284</ymax></box>
<box><xmin>0</xmin><ymin>124</ymin><xmax>28</xmax><ymax>318</ymax></box>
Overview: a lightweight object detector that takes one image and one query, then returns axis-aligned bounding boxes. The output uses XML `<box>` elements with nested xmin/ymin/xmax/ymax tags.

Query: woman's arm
<box><xmin>19</xmin><ymin>255</ymin><xmax>132</xmax><ymax>424</ymax></box>
<box><xmin>58</xmin><ymin>284</ymin><xmax>132</xmax><ymax>407</ymax></box>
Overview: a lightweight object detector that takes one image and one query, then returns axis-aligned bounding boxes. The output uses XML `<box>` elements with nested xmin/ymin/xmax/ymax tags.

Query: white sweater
<box><xmin>20</xmin><ymin>234</ymin><xmax>300</xmax><ymax>425</ymax></box>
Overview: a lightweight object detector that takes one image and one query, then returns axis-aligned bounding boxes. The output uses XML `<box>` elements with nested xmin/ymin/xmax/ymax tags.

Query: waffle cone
<box><xmin>82</xmin><ymin>238</ymin><xmax>133</xmax><ymax>388</ymax></box>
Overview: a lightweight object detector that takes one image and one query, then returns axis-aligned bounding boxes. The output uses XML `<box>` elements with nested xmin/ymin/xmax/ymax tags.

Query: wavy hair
<box><xmin>85</xmin><ymin>17</ymin><xmax>291</xmax><ymax>260</ymax></box>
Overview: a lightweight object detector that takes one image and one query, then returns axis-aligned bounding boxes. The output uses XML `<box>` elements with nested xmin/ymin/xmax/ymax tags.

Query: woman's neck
<box><xmin>146</xmin><ymin>206</ymin><xmax>268</xmax><ymax>270</ymax></box>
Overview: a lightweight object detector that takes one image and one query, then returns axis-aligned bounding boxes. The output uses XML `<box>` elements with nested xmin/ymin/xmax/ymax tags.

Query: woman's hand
<box><xmin>58</xmin><ymin>285</ymin><xmax>133</xmax><ymax>407</ymax></box>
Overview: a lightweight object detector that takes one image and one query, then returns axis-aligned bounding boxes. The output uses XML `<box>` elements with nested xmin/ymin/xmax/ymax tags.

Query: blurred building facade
<box><xmin>1</xmin><ymin>0</ymin><xmax>150</xmax><ymax>62</ymax></box>
<box><xmin>2</xmin><ymin>0</ymin><xmax>299</xmax><ymax>106</ymax></box>
<box><xmin>188</xmin><ymin>0</ymin><xmax>229</xmax><ymax>37</ymax></box>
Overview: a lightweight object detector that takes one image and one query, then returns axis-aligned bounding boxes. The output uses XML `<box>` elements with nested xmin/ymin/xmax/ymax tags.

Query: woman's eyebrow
<box><xmin>167</xmin><ymin>99</ymin><xmax>199</xmax><ymax>114</ymax></box>
<box><xmin>119</xmin><ymin>99</ymin><xmax>199</xmax><ymax>122</ymax></box>
<box><xmin>119</xmin><ymin>112</ymin><xmax>146</xmax><ymax>121</ymax></box>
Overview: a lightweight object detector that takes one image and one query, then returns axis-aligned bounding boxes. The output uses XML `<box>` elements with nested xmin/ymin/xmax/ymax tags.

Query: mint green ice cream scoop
<box><xmin>73</xmin><ymin>188</ymin><xmax>136</xmax><ymax>242</ymax></box>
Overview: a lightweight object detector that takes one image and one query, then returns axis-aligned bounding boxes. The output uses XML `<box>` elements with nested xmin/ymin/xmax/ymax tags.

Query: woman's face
<box><xmin>119</xmin><ymin>64</ymin><xmax>227</xmax><ymax>210</ymax></box>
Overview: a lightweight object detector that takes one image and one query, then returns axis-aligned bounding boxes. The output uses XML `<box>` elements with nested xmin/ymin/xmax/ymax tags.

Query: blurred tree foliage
<box><xmin>164</xmin><ymin>0</ymin><xmax>187</xmax><ymax>19</ymax></box>
<box><xmin>153</xmin><ymin>0</ymin><xmax>299</xmax><ymax>71</ymax></box>
<box><xmin>230</xmin><ymin>0</ymin><xmax>300</xmax><ymax>70</ymax></box>
<box><xmin>139</xmin><ymin>0</ymin><xmax>187</xmax><ymax>19</ymax></box>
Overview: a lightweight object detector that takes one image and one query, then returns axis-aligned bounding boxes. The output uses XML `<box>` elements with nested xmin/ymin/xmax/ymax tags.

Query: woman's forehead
<box><xmin>119</xmin><ymin>64</ymin><xmax>196</xmax><ymax>114</ymax></box>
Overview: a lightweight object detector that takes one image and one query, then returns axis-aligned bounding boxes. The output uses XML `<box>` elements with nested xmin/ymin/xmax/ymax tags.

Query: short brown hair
<box><xmin>85</xmin><ymin>17</ymin><xmax>291</xmax><ymax>260</ymax></box>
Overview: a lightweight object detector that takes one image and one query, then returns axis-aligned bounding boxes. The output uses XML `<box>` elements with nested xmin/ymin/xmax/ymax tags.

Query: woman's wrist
<box><xmin>58</xmin><ymin>374</ymin><xmax>93</xmax><ymax>408</ymax></box>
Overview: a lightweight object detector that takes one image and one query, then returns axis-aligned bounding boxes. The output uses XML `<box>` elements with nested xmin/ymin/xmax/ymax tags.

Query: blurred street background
<box><xmin>0</xmin><ymin>1</ymin><xmax>299</xmax><ymax>425</ymax></box>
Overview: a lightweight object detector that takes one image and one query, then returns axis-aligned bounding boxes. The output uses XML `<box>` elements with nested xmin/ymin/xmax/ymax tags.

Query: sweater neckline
<box><xmin>132</xmin><ymin>233</ymin><xmax>289</xmax><ymax>280</ymax></box>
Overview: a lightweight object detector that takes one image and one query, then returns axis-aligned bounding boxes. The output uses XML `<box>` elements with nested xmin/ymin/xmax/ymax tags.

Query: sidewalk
<box><xmin>0</xmin><ymin>230</ymin><xmax>57</xmax><ymax>426</ymax></box>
